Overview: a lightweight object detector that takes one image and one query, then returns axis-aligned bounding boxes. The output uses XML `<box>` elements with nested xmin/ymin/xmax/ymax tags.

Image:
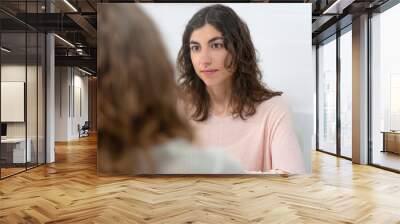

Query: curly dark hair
<box><xmin>177</xmin><ymin>4</ymin><xmax>282</xmax><ymax>121</ymax></box>
<box><xmin>98</xmin><ymin>4</ymin><xmax>193</xmax><ymax>168</ymax></box>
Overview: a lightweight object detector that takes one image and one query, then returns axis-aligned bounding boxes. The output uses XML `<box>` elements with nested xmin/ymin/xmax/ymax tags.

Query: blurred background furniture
<box><xmin>79</xmin><ymin>121</ymin><xmax>90</xmax><ymax>138</ymax></box>
<box><xmin>0</xmin><ymin>138</ymin><xmax>32</xmax><ymax>167</ymax></box>
<box><xmin>382</xmin><ymin>131</ymin><xmax>400</xmax><ymax>154</ymax></box>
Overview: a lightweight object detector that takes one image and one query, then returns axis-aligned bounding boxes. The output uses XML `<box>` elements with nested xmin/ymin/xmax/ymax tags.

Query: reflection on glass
<box><xmin>340</xmin><ymin>30</ymin><xmax>352</xmax><ymax>158</ymax></box>
<box><xmin>318</xmin><ymin>37</ymin><xmax>337</xmax><ymax>154</ymax></box>
<box><xmin>371</xmin><ymin>3</ymin><xmax>400</xmax><ymax>171</ymax></box>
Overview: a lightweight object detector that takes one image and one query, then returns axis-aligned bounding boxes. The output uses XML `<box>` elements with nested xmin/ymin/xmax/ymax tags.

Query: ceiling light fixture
<box><xmin>1</xmin><ymin>47</ymin><xmax>11</xmax><ymax>53</ymax></box>
<box><xmin>78</xmin><ymin>67</ymin><xmax>93</xmax><ymax>76</ymax></box>
<box><xmin>63</xmin><ymin>0</ymin><xmax>78</xmax><ymax>12</ymax></box>
<box><xmin>322</xmin><ymin>0</ymin><xmax>355</xmax><ymax>15</ymax></box>
<box><xmin>54</xmin><ymin>34</ymin><xmax>75</xmax><ymax>48</ymax></box>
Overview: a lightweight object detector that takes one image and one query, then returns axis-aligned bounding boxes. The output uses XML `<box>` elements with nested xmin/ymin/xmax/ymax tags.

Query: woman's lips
<box><xmin>201</xmin><ymin>69</ymin><xmax>218</xmax><ymax>76</ymax></box>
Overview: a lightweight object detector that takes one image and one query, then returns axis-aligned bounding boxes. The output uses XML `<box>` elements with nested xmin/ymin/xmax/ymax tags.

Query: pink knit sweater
<box><xmin>190</xmin><ymin>96</ymin><xmax>306</xmax><ymax>173</ymax></box>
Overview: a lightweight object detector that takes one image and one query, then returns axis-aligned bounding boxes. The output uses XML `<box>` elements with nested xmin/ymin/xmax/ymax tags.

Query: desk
<box><xmin>381</xmin><ymin>131</ymin><xmax>400</xmax><ymax>154</ymax></box>
<box><xmin>1</xmin><ymin>138</ymin><xmax>31</xmax><ymax>163</ymax></box>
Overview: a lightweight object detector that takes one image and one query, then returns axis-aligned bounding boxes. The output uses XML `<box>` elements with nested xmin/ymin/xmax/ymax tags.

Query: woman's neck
<box><xmin>207</xmin><ymin>81</ymin><xmax>232</xmax><ymax>117</ymax></box>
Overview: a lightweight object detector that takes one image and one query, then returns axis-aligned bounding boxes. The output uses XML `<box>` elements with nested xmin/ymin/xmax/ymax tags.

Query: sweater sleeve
<box><xmin>264</xmin><ymin>99</ymin><xmax>306</xmax><ymax>174</ymax></box>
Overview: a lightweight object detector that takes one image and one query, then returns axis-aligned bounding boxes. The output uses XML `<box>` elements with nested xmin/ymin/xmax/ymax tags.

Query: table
<box><xmin>381</xmin><ymin>131</ymin><xmax>400</xmax><ymax>154</ymax></box>
<box><xmin>1</xmin><ymin>138</ymin><xmax>32</xmax><ymax>164</ymax></box>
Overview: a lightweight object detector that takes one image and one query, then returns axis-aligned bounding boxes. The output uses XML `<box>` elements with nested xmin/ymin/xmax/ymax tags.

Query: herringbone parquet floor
<box><xmin>1</xmin><ymin>135</ymin><xmax>400</xmax><ymax>223</ymax></box>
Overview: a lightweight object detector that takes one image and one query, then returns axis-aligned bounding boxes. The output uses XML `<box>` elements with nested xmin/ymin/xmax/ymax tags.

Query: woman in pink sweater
<box><xmin>177</xmin><ymin>4</ymin><xmax>305</xmax><ymax>174</ymax></box>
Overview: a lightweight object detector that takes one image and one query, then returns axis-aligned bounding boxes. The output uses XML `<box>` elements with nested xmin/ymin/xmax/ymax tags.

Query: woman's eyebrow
<box><xmin>189</xmin><ymin>37</ymin><xmax>224</xmax><ymax>45</ymax></box>
<box><xmin>208</xmin><ymin>37</ymin><xmax>224</xmax><ymax>43</ymax></box>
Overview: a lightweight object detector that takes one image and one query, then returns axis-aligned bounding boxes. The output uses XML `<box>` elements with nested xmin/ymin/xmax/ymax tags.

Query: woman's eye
<box><xmin>211</xmin><ymin>43</ymin><xmax>224</xmax><ymax>49</ymax></box>
<box><xmin>190</xmin><ymin>45</ymin><xmax>200</xmax><ymax>52</ymax></box>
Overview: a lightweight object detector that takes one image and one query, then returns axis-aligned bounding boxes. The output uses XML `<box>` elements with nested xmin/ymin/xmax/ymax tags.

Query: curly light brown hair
<box><xmin>177</xmin><ymin>4</ymin><xmax>282</xmax><ymax>121</ymax></box>
<box><xmin>98</xmin><ymin>4</ymin><xmax>193</xmax><ymax>171</ymax></box>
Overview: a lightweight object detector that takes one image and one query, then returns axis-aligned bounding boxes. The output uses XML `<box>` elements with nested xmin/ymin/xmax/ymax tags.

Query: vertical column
<box><xmin>352</xmin><ymin>14</ymin><xmax>369</xmax><ymax>164</ymax></box>
<box><xmin>88</xmin><ymin>77</ymin><xmax>97</xmax><ymax>132</ymax></box>
<box><xmin>46</xmin><ymin>1</ymin><xmax>55</xmax><ymax>163</ymax></box>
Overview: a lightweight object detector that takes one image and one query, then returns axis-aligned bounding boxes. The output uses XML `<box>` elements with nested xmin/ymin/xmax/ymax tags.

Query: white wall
<box><xmin>139</xmin><ymin>3</ymin><xmax>314</xmax><ymax>172</ymax></box>
<box><xmin>55</xmin><ymin>67</ymin><xmax>89</xmax><ymax>141</ymax></box>
<box><xmin>1</xmin><ymin>82</ymin><xmax>25</xmax><ymax>122</ymax></box>
<box><xmin>55</xmin><ymin>67</ymin><xmax>68</xmax><ymax>141</ymax></box>
<box><xmin>1</xmin><ymin>65</ymin><xmax>26</xmax><ymax>81</ymax></box>
<box><xmin>72</xmin><ymin>72</ymin><xmax>89</xmax><ymax>138</ymax></box>
<box><xmin>1</xmin><ymin>65</ymin><xmax>38</xmax><ymax>137</ymax></box>
<box><xmin>1</xmin><ymin>66</ymin><xmax>26</xmax><ymax>128</ymax></box>
<box><xmin>1</xmin><ymin>63</ymin><xmax>46</xmax><ymax>164</ymax></box>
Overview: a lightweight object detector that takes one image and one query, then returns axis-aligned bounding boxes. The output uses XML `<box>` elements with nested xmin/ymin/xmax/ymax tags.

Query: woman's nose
<box><xmin>198</xmin><ymin>49</ymin><xmax>212</xmax><ymax>66</ymax></box>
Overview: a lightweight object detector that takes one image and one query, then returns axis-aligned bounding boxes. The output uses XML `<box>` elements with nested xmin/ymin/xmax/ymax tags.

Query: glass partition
<box><xmin>0</xmin><ymin>1</ymin><xmax>46</xmax><ymax>179</ymax></box>
<box><xmin>339</xmin><ymin>28</ymin><xmax>352</xmax><ymax>158</ymax></box>
<box><xmin>1</xmin><ymin>30</ymin><xmax>28</xmax><ymax>177</ymax></box>
<box><xmin>317</xmin><ymin>36</ymin><xmax>337</xmax><ymax>155</ymax></box>
<box><xmin>371</xmin><ymin>4</ymin><xmax>400</xmax><ymax>171</ymax></box>
<box><xmin>27</xmin><ymin>30</ymin><xmax>38</xmax><ymax>169</ymax></box>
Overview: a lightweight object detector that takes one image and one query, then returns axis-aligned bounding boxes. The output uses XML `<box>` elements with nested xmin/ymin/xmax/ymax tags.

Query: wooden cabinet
<box><xmin>382</xmin><ymin>131</ymin><xmax>400</xmax><ymax>154</ymax></box>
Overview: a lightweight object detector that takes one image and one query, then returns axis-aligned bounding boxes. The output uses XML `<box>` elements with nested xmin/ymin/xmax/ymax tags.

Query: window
<box><xmin>370</xmin><ymin>2</ymin><xmax>400</xmax><ymax>171</ymax></box>
<box><xmin>340</xmin><ymin>28</ymin><xmax>352</xmax><ymax>158</ymax></box>
<box><xmin>318</xmin><ymin>36</ymin><xmax>337</xmax><ymax>155</ymax></box>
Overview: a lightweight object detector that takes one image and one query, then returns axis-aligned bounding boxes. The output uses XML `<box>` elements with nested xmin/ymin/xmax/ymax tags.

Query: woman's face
<box><xmin>189</xmin><ymin>24</ymin><xmax>234</xmax><ymax>87</ymax></box>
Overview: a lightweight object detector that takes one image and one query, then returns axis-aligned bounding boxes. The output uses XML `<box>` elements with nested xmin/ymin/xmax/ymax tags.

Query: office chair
<box><xmin>79</xmin><ymin>121</ymin><xmax>90</xmax><ymax>138</ymax></box>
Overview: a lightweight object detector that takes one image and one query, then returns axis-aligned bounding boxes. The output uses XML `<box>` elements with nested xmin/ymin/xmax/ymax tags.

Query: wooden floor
<box><xmin>1</xmin><ymin>135</ymin><xmax>400</xmax><ymax>223</ymax></box>
<box><xmin>1</xmin><ymin>167</ymin><xmax>26</xmax><ymax>178</ymax></box>
<box><xmin>1</xmin><ymin>163</ymin><xmax>45</xmax><ymax>178</ymax></box>
<box><xmin>373</xmin><ymin>150</ymin><xmax>400</xmax><ymax>171</ymax></box>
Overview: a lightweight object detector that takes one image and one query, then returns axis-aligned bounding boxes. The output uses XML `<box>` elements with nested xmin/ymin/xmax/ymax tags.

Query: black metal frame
<box><xmin>25</xmin><ymin>2</ymin><xmax>28</xmax><ymax>172</ymax></box>
<box><xmin>316</xmin><ymin>44</ymin><xmax>319</xmax><ymax>151</ymax></box>
<box><xmin>367</xmin><ymin>11</ymin><xmax>373</xmax><ymax>166</ymax></box>
<box><xmin>336</xmin><ymin>28</ymin><xmax>341</xmax><ymax>158</ymax></box>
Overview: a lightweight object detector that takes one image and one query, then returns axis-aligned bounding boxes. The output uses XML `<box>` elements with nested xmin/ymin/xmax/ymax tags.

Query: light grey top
<box><xmin>133</xmin><ymin>139</ymin><xmax>244</xmax><ymax>174</ymax></box>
